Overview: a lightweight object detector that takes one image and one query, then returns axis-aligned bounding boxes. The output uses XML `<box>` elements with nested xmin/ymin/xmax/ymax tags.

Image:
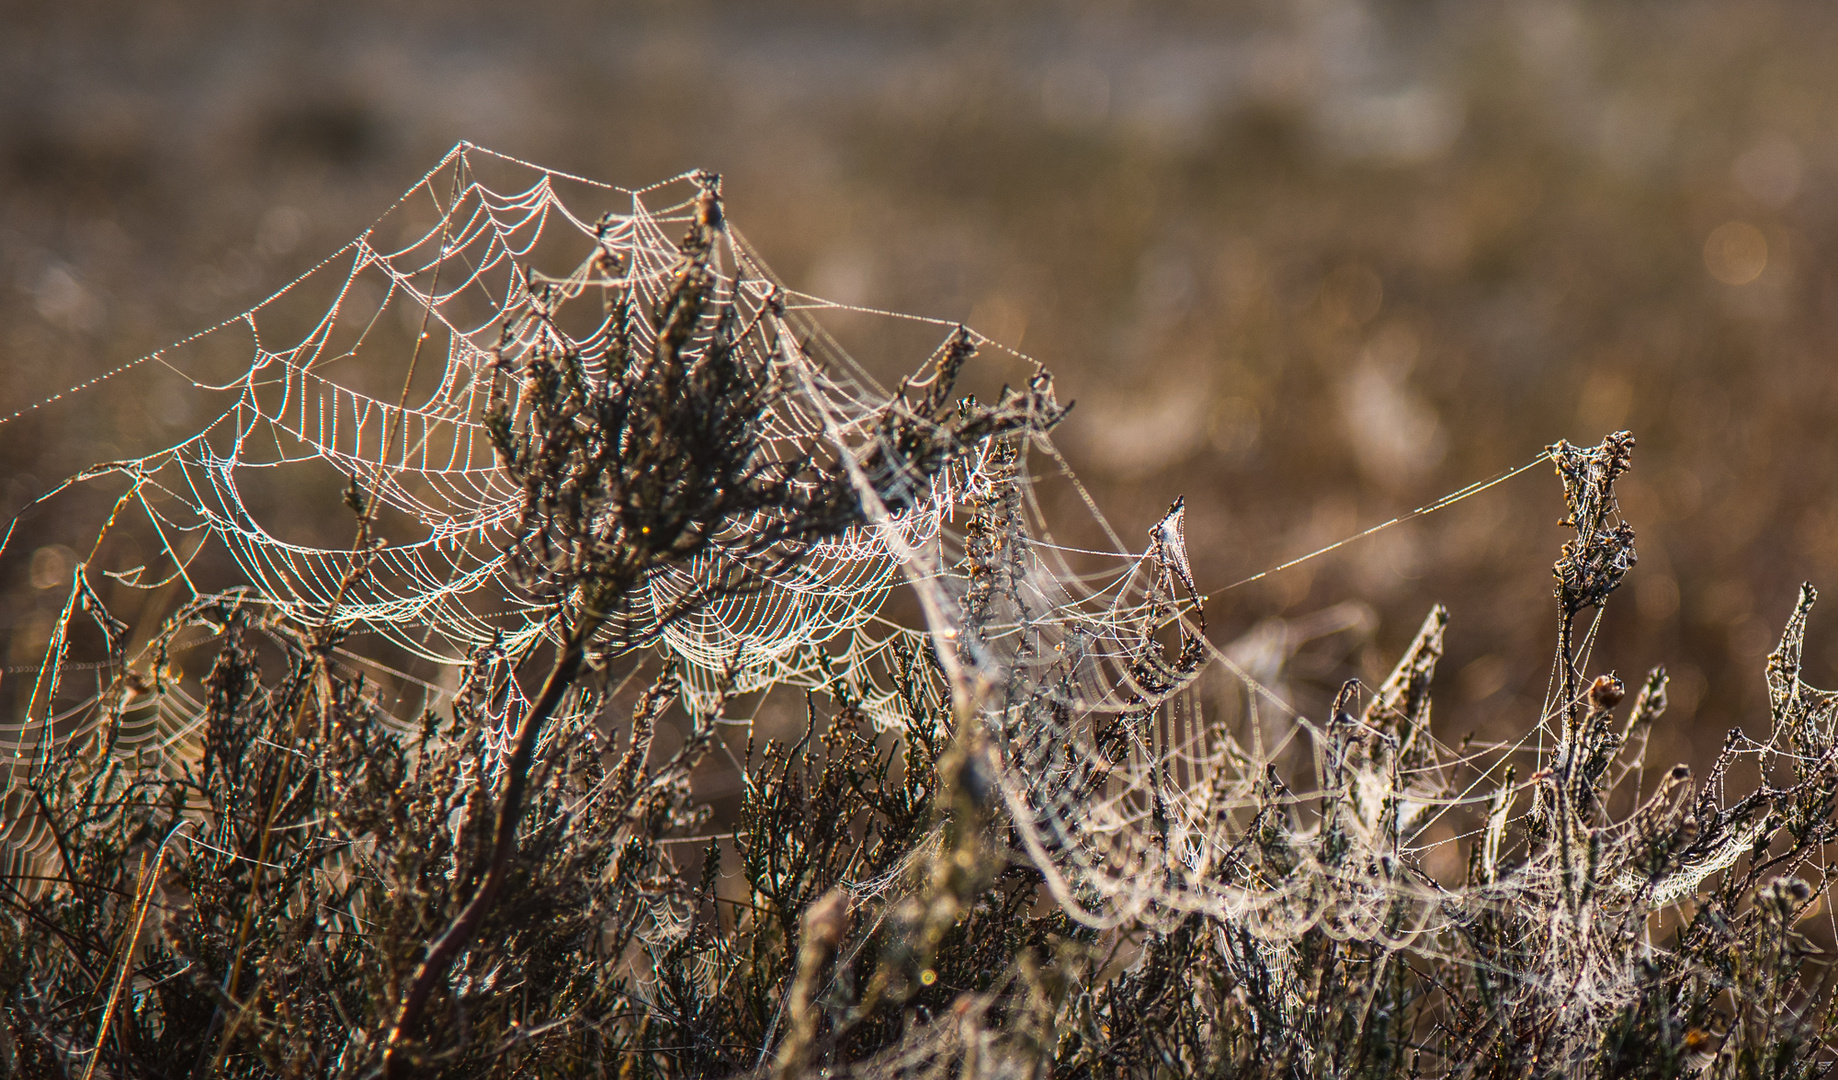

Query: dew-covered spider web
<box><xmin>3</xmin><ymin>143</ymin><xmax>1832</xmax><ymax>1068</ymax></box>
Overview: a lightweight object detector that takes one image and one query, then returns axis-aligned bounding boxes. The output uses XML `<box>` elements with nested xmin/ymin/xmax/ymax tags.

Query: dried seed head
<box><xmin>803</xmin><ymin>887</ymin><xmax>852</xmax><ymax>951</ymax></box>
<box><xmin>1760</xmin><ymin>876</ymin><xmax>1815</xmax><ymax>920</ymax></box>
<box><xmin>1590</xmin><ymin>674</ymin><xmax>1625</xmax><ymax>709</ymax></box>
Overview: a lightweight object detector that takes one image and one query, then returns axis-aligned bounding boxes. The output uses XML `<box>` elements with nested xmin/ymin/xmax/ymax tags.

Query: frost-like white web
<box><xmin>1</xmin><ymin>144</ymin><xmax>1824</xmax><ymax>1065</ymax></box>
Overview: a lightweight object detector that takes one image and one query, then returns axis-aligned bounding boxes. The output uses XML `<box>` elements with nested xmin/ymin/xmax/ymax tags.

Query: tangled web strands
<box><xmin>5</xmin><ymin>144</ymin><xmax>1838</xmax><ymax>1066</ymax></box>
<box><xmin>3</xmin><ymin>147</ymin><xmax>1001</xmax><ymax>729</ymax></box>
<box><xmin>0</xmin><ymin>145</ymin><xmax>1019</xmax><ymax>860</ymax></box>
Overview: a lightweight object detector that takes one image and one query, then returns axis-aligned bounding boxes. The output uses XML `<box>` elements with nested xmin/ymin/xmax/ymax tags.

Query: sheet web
<box><xmin>1</xmin><ymin>144</ymin><xmax>1820</xmax><ymax>1068</ymax></box>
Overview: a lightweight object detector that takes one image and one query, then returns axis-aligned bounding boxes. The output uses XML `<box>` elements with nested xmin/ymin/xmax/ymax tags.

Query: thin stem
<box><xmin>84</xmin><ymin>824</ymin><xmax>184</xmax><ymax>1080</ymax></box>
<box><xmin>380</xmin><ymin>612</ymin><xmax>596</xmax><ymax>1077</ymax></box>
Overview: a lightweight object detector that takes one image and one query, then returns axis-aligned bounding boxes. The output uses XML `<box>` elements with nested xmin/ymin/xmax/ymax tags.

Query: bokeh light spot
<box><xmin>1703</xmin><ymin>221</ymin><xmax>1767</xmax><ymax>285</ymax></box>
<box><xmin>28</xmin><ymin>544</ymin><xmax>76</xmax><ymax>591</ymax></box>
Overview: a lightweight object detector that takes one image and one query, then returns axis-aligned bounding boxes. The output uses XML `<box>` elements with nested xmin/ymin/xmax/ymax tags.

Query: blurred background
<box><xmin>3</xmin><ymin>0</ymin><xmax>1837</xmax><ymax>766</ymax></box>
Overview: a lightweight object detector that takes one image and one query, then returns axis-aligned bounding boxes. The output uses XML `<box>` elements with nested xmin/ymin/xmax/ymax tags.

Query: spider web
<box><xmin>1</xmin><ymin>143</ymin><xmax>1822</xmax><ymax>1071</ymax></box>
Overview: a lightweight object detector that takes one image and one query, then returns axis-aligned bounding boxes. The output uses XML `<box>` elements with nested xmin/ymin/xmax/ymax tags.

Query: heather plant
<box><xmin>3</xmin><ymin>147</ymin><xmax>1837</xmax><ymax>1079</ymax></box>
